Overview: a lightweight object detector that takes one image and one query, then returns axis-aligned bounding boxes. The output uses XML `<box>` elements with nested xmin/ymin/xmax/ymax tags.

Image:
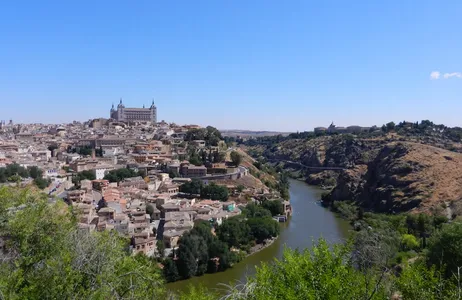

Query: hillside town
<box><xmin>0</xmin><ymin>103</ymin><xmax>290</xmax><ymax>259</ymax></box>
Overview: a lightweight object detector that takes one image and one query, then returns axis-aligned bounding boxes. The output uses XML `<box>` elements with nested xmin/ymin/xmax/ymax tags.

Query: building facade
<box><xmin>110</xmin><ymin>99</ymin><xmax>157</xmax><ymax>123</ymax></box>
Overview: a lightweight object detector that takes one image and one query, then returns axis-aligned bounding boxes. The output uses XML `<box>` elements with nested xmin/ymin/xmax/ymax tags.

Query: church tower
<box><xmin>150</xmin><ymin>99</ymin><xmax>157</xmax><ymax>124</ymax></box>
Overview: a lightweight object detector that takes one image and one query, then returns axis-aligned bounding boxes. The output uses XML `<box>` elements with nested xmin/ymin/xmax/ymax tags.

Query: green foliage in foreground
<box><xmin>0</xmin><ymin>187</ymin><xmax>165</xmax><ymax>299</ymax></box>
<box><xmin>2</xmin><ymin>186</ymin><xmax>462</xmax><ymax>299</ymax></box>
<box><xmin>189</xmin><ymin>239</ymin><xmax>458</xmax><ymax>300</ymax></box>
<box><xmin>244</xmin><ymin>240</ymin><xmax>388</xmax><ymax>299</ymax></box>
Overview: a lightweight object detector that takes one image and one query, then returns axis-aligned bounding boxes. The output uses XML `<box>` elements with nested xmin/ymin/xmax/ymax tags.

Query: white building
<box><xmin>95</xmin><ymin>165</ymin><xmax>113</xmax><ymax>180</ymax></box>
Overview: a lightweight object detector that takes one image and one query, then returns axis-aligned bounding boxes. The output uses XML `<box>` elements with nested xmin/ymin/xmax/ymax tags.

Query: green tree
<box><xmin>401</xmin><ymin>234</ymin><xmax>419</xmax><ymax>251</ymax></box>
<box><xmin>247</xmin><ymin>217</ymin><xmax>280</xmax><ymax>243</ymax></box>
<box><xmin>34</xmin><ymin>177</ymin><xmax>50</xmax><ymax>189</ymax></box>
<box><xmin>395</xmin><ymin>262</ymin><xmax>456</xmax><ymax>299</ymax></box>
<box><xmin>427</xmin><ymin>222</ymin><xmax>462</xmax><ymax>278</ymax></box>
<box><xmin>77</xmin><ymin>170</ymin><xmax>96</xmax><ymax>181</ymax></box>
<box><xmin>169</xmin><ymin>169</ymin><xmax>180</xmax><ymax>178</ymax></box>
<box><xmin>242</xmin><ymin>203</ymin><xmax>272</xmax><ymax>218</ymax></box>
<box><xmin>180</xmin><ymin>179</ymin><xmax>203</xmax><ymax>195</ymax></box>
<box><xmin>8</xmin><ymin>174</ymin><xmax>22</xmax><ymax>183</ymax></box>
<box><xmin>177</xmin><ymin>234</ymin><xmax>209</xmax><ymax>277</ymax></box>
<box><xmin>78</xmin><ymin>146</ymin><xmax>93</xmax><ymax>156</ymax></box>
<box><xmin>386</xmin><ymin>121</ymin><xmax>396</xmax><ymax>131</ymax></box>
<box><xmin>156</xmin><ymin>240</ymin><xmax>166</xmax><ymax>258</ymax></box>
<box><xmin>0</xmin><ymin>186</ymin><xmax>166</xmax><ymax>299</ymax></box>
<box><xmin>200</xmin><ymin>183</ymin><xmax>229</xmax><ymax>201</ymax></box>
<box><xmin>184</xmin><ymin>126</ymin><xmax>223</xmax><ymax>147</ymax></box>
<box><xmin>27</xmin><ymin>166</ymin><xmax>43</xmax><ymax>179</ymax></box>
<box><xmin>177</xmin><ymin>248</ymin><xmax>198</xmax><ymax>279</ymax></box>
<box><xmin>0</xmin><ymin>168</ymin><xmax>6</xmax><ymax>183</ymax></box>
<box><xmin>47</xmin><ymin>144</ymin><xmax>58</xmax><ymax>153</ymax></box>
<box><xmin>2</xmin><ymin>163</ymin><xmax>30</xmax><ymax>180</ymax></box>
<box><xmin>262</xmin><ymin>200</ymin><xmax>284</xmax><ymax>216</ymax></box>
<box><xmin>104</xmin><ymin>168</ymin><xmax>138</xmax><ymax>182</ymax></box>
<box><xmin>277</xmin><ymin>172</ymin><xmax>290</xmax><ymax>200</ymax></box>
<box><xmin>230</xmin><ymin>151</ymin><xmax>242</xmax><ymax>167</ymax></box>
<box><xmin>228</xmin><ymin>239</ymin><xmax>388</xmax><ymax>299</ymax></box>
<box><xmin>146</xmin><ymin>204</ymin><xmax>154</xmax><ymax>220</ymax></box>
<box><xmin>163</xmin><ymin>258</ymin><xmax>179</xmax><ymax>282</ymax></box>
<box><xmin>216</xmin><ymin>216</ymin><xmax>251</xmax><ymax>248</ymax></box>
<box><xmin>188</xmin><ymin>154</ymin><xmax>203</xmax><ymax>166</ymax></box>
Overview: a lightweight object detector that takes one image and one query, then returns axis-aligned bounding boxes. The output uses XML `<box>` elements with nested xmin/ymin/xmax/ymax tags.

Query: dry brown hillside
<box><xmin>235</xmin><ymin>148</ymin><xmax>279</xmax><ymax>187</ymax></box>
<box><xmin>329</xmin><ymin>142</ymin><xmax>462</xmax><ymax>213</ymax></box>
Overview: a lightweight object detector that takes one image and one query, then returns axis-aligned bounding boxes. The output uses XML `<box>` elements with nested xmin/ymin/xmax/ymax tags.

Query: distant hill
<box><xmin>220</xmin><ymin>129</ymin><xmax>292</xmax><ymax>137</ymax></box>
<box><xmin>241</xmin><ymin>120</ymin><xmax>462</xmax><ymax>215</ymax></box>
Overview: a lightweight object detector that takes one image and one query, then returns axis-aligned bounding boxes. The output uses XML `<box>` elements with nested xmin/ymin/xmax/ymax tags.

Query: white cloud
<box><xmin>430</xmin><ymin>71</ymin><xmax>462</xmax><ymax>80</ymax></box>
<box><xmin>443</xmin><ymin>72</ymin><xmax>462</xmax><ymax>79</ymax></box>
<box><xmin>430</xmin><ymin>71</ymin><xmax>441</xmax><ymax>80</ymax></box>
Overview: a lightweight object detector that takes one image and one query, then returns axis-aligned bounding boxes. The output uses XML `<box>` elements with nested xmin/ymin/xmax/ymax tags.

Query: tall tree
<box><xmin>230</xmin><ymin>151</ymin><xmax>242</xmax><ymax>167</ymax></box>
<box><xmin>163</xmin><ymin>259</ymin><xmax>179</xmax><ymax>282</ymax></box>
<box><xmin>27</xmin><ymin>166</ymin><xmax>43</xmax><ymax>179</ymax></box>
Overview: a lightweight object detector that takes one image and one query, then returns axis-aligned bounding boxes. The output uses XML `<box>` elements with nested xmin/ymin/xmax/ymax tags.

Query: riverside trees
<box><xmin>163</xmin><ymin>203</ymin><xmax>281</xmax><ymax>283</ymax></box>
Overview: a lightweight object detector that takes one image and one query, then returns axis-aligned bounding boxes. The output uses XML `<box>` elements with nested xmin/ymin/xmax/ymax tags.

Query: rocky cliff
<box><xmin>249</xmin><ymin>135</ymin><xmax>462</xmax><ymax>213</ymax></box>
<box><xmin>326</xmin><ymin>142</ymin><xmax>462</xmax><ymax>213</ymax></box>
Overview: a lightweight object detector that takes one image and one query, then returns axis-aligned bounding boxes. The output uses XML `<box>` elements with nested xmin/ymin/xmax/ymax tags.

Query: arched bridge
<box><xmin>266</xmin><ymin>159</ymin><xmax>347</xmax><ymax>171</ymax></box>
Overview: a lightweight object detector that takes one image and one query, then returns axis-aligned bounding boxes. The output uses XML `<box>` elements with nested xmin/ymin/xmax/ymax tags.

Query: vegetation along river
<box><xmin>167</xmin><ymin>179</ymin><xmax>351</xmax><ymax>294</ymax></box>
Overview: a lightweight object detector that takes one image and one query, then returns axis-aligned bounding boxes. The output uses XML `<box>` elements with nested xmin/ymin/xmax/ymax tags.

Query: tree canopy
<box><xmin>0</xmin><ymin>187</ymin><xmax>166</xmax><ymax>299</ymax></box>
<box><xmin>184</xmin><ymin>126</ymin><xmax>223</xmax><ymax>147</ymax></box>
<box><xmin>0</xmin><ymin>164</ymin><xmax>49</xmax><ymax>189</ymax></box>
<box><xmin>262</xmin><ymin>200</ymin><xmax>284</xmax><ymax>216</ymax></box>
<box><xmin>427</xmin><ymin>222</ymin><xmax>462</xmax><ymax>277</ymax></box>
<box><xmin>230</xmin><ymin>151</ymin><xmax>242</xmax><ymax>167</ymax></box>
<box><xmin>104</xmin><ymin>168</ymin><xmax>142</xmax><ymax>182</ymax></box>
<box><xmin>180</xmin><ymin>180</ymin><xmax>229</xmax><ymax>201</ymax></box>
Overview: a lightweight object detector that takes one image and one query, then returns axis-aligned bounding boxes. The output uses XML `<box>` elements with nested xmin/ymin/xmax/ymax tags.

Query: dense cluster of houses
<box><xmin>0</xmin><ymin>120</ymin><xmax>259</xmax><ymax>256</ymax></box>
<box><xmin>67</xmin><ymin>174</ymin><xmax>242</xmax><ymax>256</ymax></box>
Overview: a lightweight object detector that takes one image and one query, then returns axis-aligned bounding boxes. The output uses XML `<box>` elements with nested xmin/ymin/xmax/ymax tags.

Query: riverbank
<box><xmin>167</xmin><ymin>179</ymin><xmax>350</xmax><ymax>294</ymax></box>
<box><xmin>247</xmin><ymin>237</ymin><xmax>278</xmax><ymax>257</ymax></box>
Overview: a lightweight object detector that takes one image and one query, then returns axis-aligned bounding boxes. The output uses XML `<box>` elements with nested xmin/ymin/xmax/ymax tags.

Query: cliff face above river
<box><xmin>246</xmin><ymin>133</ymin><xmax>462</xmax><ymax>214</ymax></box>
<box><xmin>328</xmin><ymin>142</ymin><xmax>462</xmax><ymax>213</ymax></box>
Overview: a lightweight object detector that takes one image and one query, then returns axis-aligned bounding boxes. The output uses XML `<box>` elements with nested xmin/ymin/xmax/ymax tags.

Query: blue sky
<box><xmin>1</xmin><ymin>1</ymin><xmax>461</xmax><ymax>131</ymax></box>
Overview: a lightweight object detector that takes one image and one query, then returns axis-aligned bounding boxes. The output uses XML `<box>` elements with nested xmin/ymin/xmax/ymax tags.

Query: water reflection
<box><xmin>167</xmin><ymin>179</ymin><xmax>350</xmax><ymax>294</ymax></box>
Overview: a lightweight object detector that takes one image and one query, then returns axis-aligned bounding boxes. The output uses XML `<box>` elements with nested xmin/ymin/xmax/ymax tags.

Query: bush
<box><xmin>401</xmin><ymin>234</ymin><xmax>419</xmax><ymax>251</ymax></box>
<box><xmin>332</xmin><ymin>201</ymin><xmax>357</xmax><ymax>221</ymax></box>
<box><xmin>323</xmin><ymin>177</ymin><xmax>337</xmax><ymax>187</ymax></box>
<box><xmin>34</xmin><ymin>177</ymin><xmax>50</xmax><ymax>189</ymax></box>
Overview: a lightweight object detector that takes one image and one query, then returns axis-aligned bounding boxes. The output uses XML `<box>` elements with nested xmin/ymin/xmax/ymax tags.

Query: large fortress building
<box><xmin>110</xmin><ymin>99</ymin><xmax>157</xmax><ymax>123</ymax></box>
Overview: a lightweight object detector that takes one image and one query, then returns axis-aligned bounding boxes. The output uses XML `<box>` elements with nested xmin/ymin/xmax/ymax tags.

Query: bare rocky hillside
<box><xmin>244</xmin><ymin>126</ymin><xmax>462</xmax><ymax>214</ymax></box>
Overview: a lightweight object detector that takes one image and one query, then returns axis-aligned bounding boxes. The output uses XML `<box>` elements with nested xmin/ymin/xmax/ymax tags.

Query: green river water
<box><xmin>167</xmin><ymin>179</ymin><xmax>351</xmax><ymax>294</ymax></box>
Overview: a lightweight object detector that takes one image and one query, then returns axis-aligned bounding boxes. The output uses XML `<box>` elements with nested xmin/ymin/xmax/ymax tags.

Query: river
<box><xmin>167</xmin><ymin>179</ymin><xmax>351</xmax><ymax>294</ymax></box>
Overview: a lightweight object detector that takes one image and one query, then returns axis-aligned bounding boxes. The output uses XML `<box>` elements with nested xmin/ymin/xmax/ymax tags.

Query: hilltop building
<box><xmin>110</xmin><ymin>99</ymin><xmax>157</xmax><ymax>123</ymax></box>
